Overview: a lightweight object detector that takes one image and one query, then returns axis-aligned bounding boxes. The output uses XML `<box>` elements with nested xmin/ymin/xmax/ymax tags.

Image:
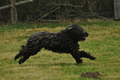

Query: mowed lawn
<box><xmin>0</xmin><ymin>21</ymin><xmax>120</xmax><ymax>80</ymax></box>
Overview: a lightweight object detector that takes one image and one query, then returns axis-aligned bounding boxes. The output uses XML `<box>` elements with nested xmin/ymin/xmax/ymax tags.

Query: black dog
<box><xmin>14</xmin><ymin>24</ymin><xmax>96</xmax><ymax>64</ymax></box>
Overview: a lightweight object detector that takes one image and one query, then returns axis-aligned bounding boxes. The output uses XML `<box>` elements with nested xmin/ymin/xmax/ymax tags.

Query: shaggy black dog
<box><xmin>14</xmin><ymin>24</ymin><xmax>96</xmax><ymax>64</ymax></box>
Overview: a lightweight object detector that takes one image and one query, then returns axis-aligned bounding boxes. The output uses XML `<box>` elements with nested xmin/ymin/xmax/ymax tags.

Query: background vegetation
<box><xmin>0</xmin><ymin>20</ymin><xmax>120</xmax><ymax>80</ymax></box>
<box><xmin>0</xmin><ymin>0</ymin><xmax>114</xmax><ymax>23</ymax></box>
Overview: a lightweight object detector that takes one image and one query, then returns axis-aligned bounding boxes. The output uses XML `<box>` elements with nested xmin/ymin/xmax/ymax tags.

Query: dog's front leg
<box><xmin>77</xmin><ymin>51</ymin><xmax>96</xmax><ymax>60</ymax></box>
<box><xmin>71</xmin><ymin>53</ymin><xmax>83</xmax><ymax>63</ymax></box>
<box><xmin>71</xmin><ymin>51</ymin><xmax>96</xmax><ymax>63</ymax></box>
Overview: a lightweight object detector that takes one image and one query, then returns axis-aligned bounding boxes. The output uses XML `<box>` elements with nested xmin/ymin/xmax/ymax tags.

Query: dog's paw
<box><xmin>76</xmin><ymin>59</ymin><xmax>83</xmax><ymax>63</ymax></box>
<box><xmin>19</xmin><ymin>60</ymin><xmax>23</xmax><ymax>64</ymax></box>
<box><xmin>18</xmin><ymin>57</ymin><xmax>24</xmax><ymax>64</ymax></box>
<box><xmin>18</xmin><ymin>56</ymin><xmax>26</xmax><ymax>64</ymax></box>
<box><xmin>14</xmin><ymin>54</ymin><xmax>21</xmax><ymax>60</ymax></box>
<box><xmin>90</xmin><ymin>56</ymin><xmax>96</xmax><ymax>60</ymax></box>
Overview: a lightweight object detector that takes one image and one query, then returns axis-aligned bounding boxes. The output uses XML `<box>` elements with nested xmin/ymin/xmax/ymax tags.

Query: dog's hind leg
<box><xmin>18</xmin><ymin>51</ymin><xmax>30</xmax><ymax>64</ymax></box>
<box><xmin>18</xmin><ymin>45</ymin><xmax>42</xmax><ymax>64</ymax></box>
<box><xmin>14</xmin><ymin>45</ymin><xmax>26</xmax><ymax>60</ymax></box>
<box><xmin>15</xmin><ymin>43</ymin><xmax>42</xmax><ymax>64</ymax></box>
<box><xmin>18</xmin><ymin>48</ymin><xmax>40</xmax><ymax>64</ymax></box>
<box><xmin>14</xmin><ymin>45</ymin><xmax>30</xmax><ymax>64</ymax></box>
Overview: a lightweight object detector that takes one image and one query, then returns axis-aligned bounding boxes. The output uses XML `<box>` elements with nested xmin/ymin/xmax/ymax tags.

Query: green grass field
<box><xmin>0</xmin><ymin>20</ymin><xmax>120</xmax><ymax>80</ymax></box>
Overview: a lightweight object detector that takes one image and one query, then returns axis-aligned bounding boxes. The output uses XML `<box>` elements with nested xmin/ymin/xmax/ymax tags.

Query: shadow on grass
<box><xmin>20</xmin><ymin>62</ymin><xmax>89</xmax><ymax>67</ymax></box>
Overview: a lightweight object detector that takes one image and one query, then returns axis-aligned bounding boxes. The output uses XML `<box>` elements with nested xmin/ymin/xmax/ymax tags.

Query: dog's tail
<box><xmin>14</xmin><ymin>45</ymin><xmax>30</xmax><ymax>64</ymax></box>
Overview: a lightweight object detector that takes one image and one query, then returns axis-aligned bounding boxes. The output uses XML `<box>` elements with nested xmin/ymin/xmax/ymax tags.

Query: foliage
<box><xmin>0</xmin><ymin>0</ymin><xmax>114</xmax><ymax>23</ymax></box>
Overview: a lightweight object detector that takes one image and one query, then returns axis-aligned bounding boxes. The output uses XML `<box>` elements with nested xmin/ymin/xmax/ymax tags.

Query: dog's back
<box><xmin>27</xmin><ymin>31</ymin><xmax>79</xmax><ymax>53</ymax></box>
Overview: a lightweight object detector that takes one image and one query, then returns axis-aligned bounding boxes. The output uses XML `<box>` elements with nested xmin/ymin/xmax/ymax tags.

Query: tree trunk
<box><xmin>10</xmin><ymin>0</ymin><xmax>17</xmax><ymax>24</ymax></box>
<box><xmin>114</xmin><ymin>0</ymin><xmax>120</xmax><ymax>20</ymax></box>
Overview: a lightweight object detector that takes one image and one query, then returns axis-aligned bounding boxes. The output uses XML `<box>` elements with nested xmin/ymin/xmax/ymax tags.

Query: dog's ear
<box><xmin>66</xmin><ymin>25</ymin><xmax>73</xmax><ymax>31</ymax></box>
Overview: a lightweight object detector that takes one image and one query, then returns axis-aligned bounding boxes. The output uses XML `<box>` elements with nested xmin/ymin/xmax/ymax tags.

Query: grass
<box><xmin>0</xmin><ymin>20</ymin><xmax>120</xmax><ymax>80</ymax></box>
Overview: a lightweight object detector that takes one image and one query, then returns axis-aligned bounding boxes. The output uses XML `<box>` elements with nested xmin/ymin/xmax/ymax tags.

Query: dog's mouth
<box><xmin>81</xmin><ymin>37</ymin><xmax>86</xmax><ymax>40</ymax></box>
<box><xmin>81</xmin><ymin>32</ymin><xmax>89</xmax><ymax>40</ymax></box>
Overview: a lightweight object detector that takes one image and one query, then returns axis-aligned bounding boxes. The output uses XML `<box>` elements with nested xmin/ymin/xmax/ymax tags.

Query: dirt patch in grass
<box><xmin>81</xmin><ymin>72</ymin><xmax>102</xmax><ymax>79</ymax></box>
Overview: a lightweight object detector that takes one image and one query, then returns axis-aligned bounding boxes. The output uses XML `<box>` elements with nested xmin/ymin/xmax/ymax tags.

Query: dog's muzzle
<box><xmin>84</xmin><ymin>32</ymin><xmax>89</xmax><ymax>37</ymax></box>
<box><xmin>81</xmin><ymin>32</ymin><xmax>89</xmax><ymax>40</ymax></box>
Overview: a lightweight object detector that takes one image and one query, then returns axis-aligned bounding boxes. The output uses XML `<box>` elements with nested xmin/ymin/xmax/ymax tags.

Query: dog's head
<box><xmin>66</xmin><ymin>24</ymin><xmax>89</xmax><ymax>41</ymax></box>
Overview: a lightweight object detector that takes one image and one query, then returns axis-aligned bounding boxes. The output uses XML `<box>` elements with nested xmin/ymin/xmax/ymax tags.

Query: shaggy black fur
<box><xmin>14</xmin><ymin>24</ymin><xmax>96</xmax><ymax>64</ymax></box>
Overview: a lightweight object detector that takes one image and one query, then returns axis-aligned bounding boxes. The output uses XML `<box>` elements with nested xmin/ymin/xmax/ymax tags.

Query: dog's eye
<box><xmin>80</xmin><ymin>28</ymin><xmax>84</xmax><ymax>31</ymax></box>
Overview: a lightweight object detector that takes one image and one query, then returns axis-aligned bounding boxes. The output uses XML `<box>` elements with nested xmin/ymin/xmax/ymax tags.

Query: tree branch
<box><xmin>0</xmin><ymin>0</ymin><xmax>33</xmax><ymax>10</ymax></box>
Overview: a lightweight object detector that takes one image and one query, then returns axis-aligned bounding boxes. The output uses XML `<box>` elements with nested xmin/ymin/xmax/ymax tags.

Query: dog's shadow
<box><xmin>22</xmin><ymin>62</ymin><xmax>88</xmax><ymax>67</ymax></box>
